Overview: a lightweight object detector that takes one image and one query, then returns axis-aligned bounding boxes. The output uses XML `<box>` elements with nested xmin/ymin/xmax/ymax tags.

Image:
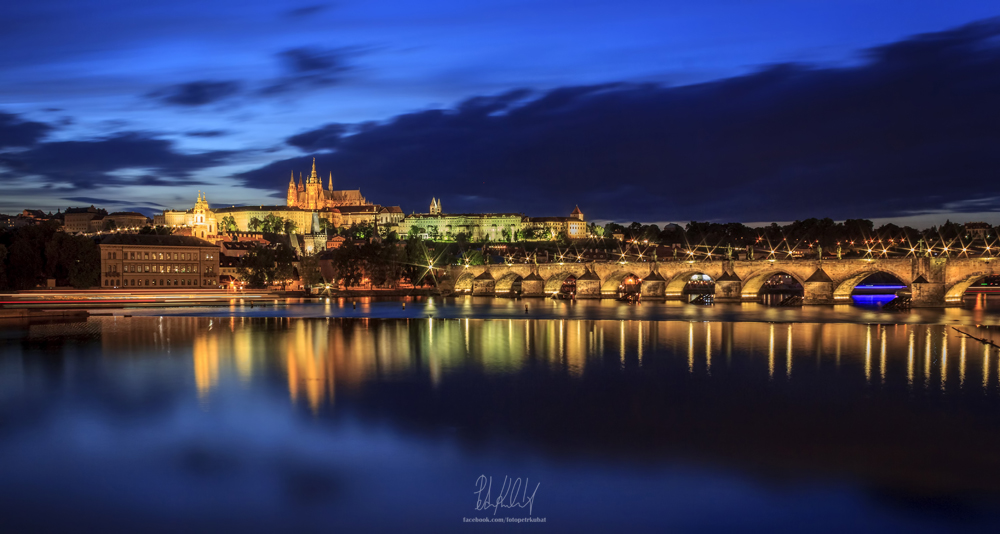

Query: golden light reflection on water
<box><xmin>85</xmin><ymin>317</ymin><xmax>1000</xmax><ymax>409</ymax></box>
<box><xmin>865</xmin><ymin>325</ymin><xmax>872</xmax><ymax>384</ymax></box>
<box><xmin>908</xmin><ymin>330</ymin><xmax>915</xmax><ymax>387</ymax></box>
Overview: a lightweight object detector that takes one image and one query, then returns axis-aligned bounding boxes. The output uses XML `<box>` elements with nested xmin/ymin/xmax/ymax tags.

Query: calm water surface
<box><xmin>3</xmin><ymin>300</ymin><xmax>1000</xmax><ymax>532</ymax></box>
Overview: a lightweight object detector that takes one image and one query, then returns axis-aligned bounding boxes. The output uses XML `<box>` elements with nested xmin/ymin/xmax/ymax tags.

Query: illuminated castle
<box><xmin>287</xmin><ymin>158</ymin><xmax>371</xmax><ymax>210</ymax></box>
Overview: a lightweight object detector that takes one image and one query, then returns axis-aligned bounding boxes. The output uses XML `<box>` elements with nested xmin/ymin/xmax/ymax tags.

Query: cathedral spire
<box><xmin>289</xmin><ymin>170</ymin><xmax>295</xmax><ymax>186</ymax></box>
<box><xmin>309</xmin><ymin>157</ymin><xmax>318</xmax><ymax>183</ymax></box>
<box><xmin>298</xmin><ymin>172</ymin><xmax>304</xmax><ymax>190</ymax></box>
<box><xmin>328</xmin><ymin>172</ymin><xmax>333</xmax><ymax>191</ymax></box>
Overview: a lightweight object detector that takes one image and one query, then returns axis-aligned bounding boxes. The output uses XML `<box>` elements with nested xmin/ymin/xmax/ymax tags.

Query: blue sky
<box><xmin>1</xmin><ymin>1</ymin><xmax>999</xmax><ymax>225</ymax></box>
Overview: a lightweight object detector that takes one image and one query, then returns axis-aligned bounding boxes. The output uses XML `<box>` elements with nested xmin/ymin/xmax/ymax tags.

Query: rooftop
<box><xmin>100</xmin><ymin>234</ymin><xmax>217</xmax><ymax>248</ymax></box>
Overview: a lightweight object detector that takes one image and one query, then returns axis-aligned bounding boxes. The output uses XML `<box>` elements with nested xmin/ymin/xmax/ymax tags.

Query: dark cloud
<box><xmin>184</xmin><ymin>129</ymin><xmax>229</xmax><ymax>138</ymax></box>
<box><xmin>260</xmin><ymin>47</ymin><xmax>354</xmax><ymax>95</ymax></box>
<box><xmin>285</xmin><ymin>4</ymin><xmax>332</xmax><ymax>18</ymax></box>
<box><xmin>63</xmin><ymin>197</ymin><xmax>167</xmax><ymax>208</ymax></box>
<box><xmin>0</xmin><ymin>112</ymin><xmax>53</xmax><ymax>148</ymax></box>
<box><xmin>0</xmin><ymin>132</ymin><xmax>231</xmax><ymax>190</ymax></box>
<box><xmin>286</xmin><ymin>123</ymin><xmax>348</xmax><ymax>151</ymax></box>
<box><xmin>239</xmin><ymin>19</ymin><xmax>1000</xmax><ymax>222</ymax></box>
<box><xmin>146</xmin><ymin>80</ymin><xmax>242</xmax><ymax>106</ymax></box>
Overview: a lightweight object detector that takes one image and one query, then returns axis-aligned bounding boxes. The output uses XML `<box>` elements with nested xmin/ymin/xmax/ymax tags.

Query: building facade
<box><xmin>64</xmin><ymin>206</ymin><xmax>106</xmax><ymax>233</ymax></box>
<box><xmin>394</xmin><ymin>200</ymin><xmax>588</xmax><ymax>241</ymax></box>
<box><xmin>99</xmin><ymin>234</ymin><xmax>220</xmax><ymax>289</ymax></box>
<box><xmin>106</xmin><ymin>211</ymin><xmax>150</xmax><ymax>230</ymax></box>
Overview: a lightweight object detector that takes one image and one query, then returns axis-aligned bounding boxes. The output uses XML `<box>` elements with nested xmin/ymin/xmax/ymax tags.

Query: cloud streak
<box><xmin>146</xmin><ymin>81</ymin><xmax>242</xmax><ymax>106</ymax></box>
<box><xmin>235</xmin><ymin>19</ymin><xmax>1000</xmax><ymax>222</ymax></box>
<box><xmin>0</xmin><ymin>132</ymin><xmax>232</xmax><ymax>190</ymax></box>
<box><xmin>0</xmin><ymin>112</ymin><xmax>53</xmax><ymax>148</ymax></box>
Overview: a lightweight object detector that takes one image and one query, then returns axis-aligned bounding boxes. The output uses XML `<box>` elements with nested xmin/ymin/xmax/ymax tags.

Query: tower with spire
<box><xmin>287</xmin><ymin>171</ymin><xmax>298</xmax><ymax>206</ymax></box>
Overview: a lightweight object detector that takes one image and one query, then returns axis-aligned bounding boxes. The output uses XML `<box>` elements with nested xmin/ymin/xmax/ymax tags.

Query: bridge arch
<box><xmin>740</xmin><ymin>270</ymin><xmax>806</xmax><ymax>300</ymax></box>
<box><xmin>454</xmin><ymin>272</ymin><xmax>475</xmax><ymax>292</ymax></box>
<box><xmin>945</xmin><ymin>272</ymin><xmax>991</xmax><ymax>304</ymax></box>
<box><xmin>495</xmin><ymin>272</ymin><xmax>524</xmax><ymax>294</ymax></box>
<box><xmin>600</xmin><ymin>270</ymin><xmax>644</xmax><ymax>295</ymax></box>
<box><xmin>664</xmin><ymin>270</ymin><xmax>715</xmax><ymax>299</ymax></box>
<box><xmin>544</xmin><ymin>272</ymin><xmax>577</xmax><ymax>294</ymax></box>
<box><xmin>832</xmin><ymin>270</ymin><xmax>907</xmax><ymax>301</ymax></box>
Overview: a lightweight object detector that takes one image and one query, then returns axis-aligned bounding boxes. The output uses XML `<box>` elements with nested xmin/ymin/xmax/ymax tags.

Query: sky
<box><xmin>1</xmin><ymin>0</ymin><xmax>999</xmax><ymax>226</ymax></box>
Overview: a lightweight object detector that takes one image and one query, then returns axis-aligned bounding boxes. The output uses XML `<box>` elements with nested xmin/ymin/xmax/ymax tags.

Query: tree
<box><xmin>6</xmin><ymin>236</ymin><xmax>44</xmax><ymax>289</ymax></box>
<box><xmin>331</xmin><ymin>244</ymin><xmax>365</xmax><ymax>287</ymax></box>
<box><xmin>318</xmin><ymin>217</ymin><xmax>335</xmax><ymax>234</ymax></box>
<box><xmin>221</xmin><ymin>215</ymin><xmax>238</xmax><ymax>233</ymax></box>
<box><xmin>0</xmin><ymin>244</ymin><xmax>7</xmax><ymax>289</ymax></box>
<box><xmin>102</xmin><ymin>219</ymin><xmax>117</xmax><ymax>232</ymax></box>
<box><xmin>299</xmin><ymin>255</ymin><xmax>325</xmax><ymax>287</ymax></box>
<box><xmin>236</xmin><ymin>245</ymin><xmax>277</xmax><ymax>288</ymax></box>
<box><xmin>428</xmin><ymin>226</ymin><xmax>440</xmax><ymax>241</ymax></box>
<box><xmin>262</xmin><ymin>214</ymin><xmax>284</xmax><ymax>233</ymax></box>
<box><xmin>248</xmin><ymin>217</ymin><xmax>262</xmax><ymax>232</ymax></box>
<box><xmin>45</xmin><ymin>233</ymin><xmax>99</xmax><ymax>288</ymax></box>
<box><xmin>274</xmin><ymin>246</ymin><xmax>296</xmax><ymax>290</ymax></box>
<box><xmin>283</xmin><ymin>219</ymin><xmax>298</xmax><ymax>235</ymax></box>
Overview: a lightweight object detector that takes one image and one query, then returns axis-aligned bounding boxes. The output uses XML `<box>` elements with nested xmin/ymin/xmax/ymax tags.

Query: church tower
<box><xmin>305</xmin><ymin>158</ymin><xmax>323</xmax><ymax>210</ymax></box>
<box><xmin>287</xmin><ymin>171</ymin><xmax>298</xmax><ymax>207</ymax></box>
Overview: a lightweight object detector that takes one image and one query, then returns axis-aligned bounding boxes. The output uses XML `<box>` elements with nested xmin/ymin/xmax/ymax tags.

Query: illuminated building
<box><xmin>395</xmin><ymin>199</ymin><xmax>588</xmax><ymax>241</ymax></box>
<box><xmin>99</xmin><ymin>234</ymin><xmax>220</xmax><ymax>288</ymax></box>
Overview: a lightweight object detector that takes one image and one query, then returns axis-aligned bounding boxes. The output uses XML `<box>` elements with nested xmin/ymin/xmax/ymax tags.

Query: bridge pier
<box><xmin>911</xmin><ymin>276</ymin><xmax>947</xmax><ymax>307</ymax></box>
<box><xmin>576</xmin><ymin>269</ymin><xmax>602</xmax><ymax>299</ymax></box>
<box><xmin>472</xmin><ymin>270</ymin><xmax>495</xmax><ymax>295</ymax></box>
<box><xmin>641</xmin><ymin>270</ymin><xmax>666</xmax><ymax>300</ymax></box>
<box><xmin>802</xmin><ymin>267</ymin><xmax>834</xmax><ymax>305</ymax></box>
<box><xmin>522</xmin><ymin>272</ymin><xmax>545</xmax><ymax>297</ymax></box>
<box><xmin>714</xmin><ymin>271</ymin><xmax>742</xmax><ymax>303</ymax></box>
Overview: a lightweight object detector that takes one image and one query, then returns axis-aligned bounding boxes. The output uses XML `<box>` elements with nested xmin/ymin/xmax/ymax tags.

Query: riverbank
<box><xmin>0</xmin><ymin>308</ymin><xmax>90</xmax><ymax>320</ymax></box>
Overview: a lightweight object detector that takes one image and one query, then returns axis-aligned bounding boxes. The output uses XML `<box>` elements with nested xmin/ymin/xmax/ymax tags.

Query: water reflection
<box><xmin>5</xmin><ymin>316</ymin><xmax>1000</xmax><ymax>530</ymax></box>
<box><xmin>19</xmin><ymin>316</ymin><xmax>998</xmax><ymax>405</ymax></box>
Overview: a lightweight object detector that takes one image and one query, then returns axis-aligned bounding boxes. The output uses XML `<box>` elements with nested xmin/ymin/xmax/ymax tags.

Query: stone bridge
<box><xmin>440</xmin><ymin>257</ymin><xmax>1000</xmax><ymax>307</ymax></box>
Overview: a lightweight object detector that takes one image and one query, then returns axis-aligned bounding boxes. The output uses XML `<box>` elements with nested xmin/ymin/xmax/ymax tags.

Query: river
<box><xmin>1</xmin><ymin>298</ymin><xmax>999</xmax><ymax>532</ymax></box>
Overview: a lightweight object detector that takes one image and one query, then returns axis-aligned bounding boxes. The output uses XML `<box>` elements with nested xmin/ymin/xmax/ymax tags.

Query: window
<box><xmin>174</xmin><ymin>253</ymin><xmax>178</xmax><ymax>260</ymax></box>
<box><xmin>131</xmin><ymin>279</ymin><xmax>135</xmax><ymax>286</ymax></box>
<box><xmin>130</xmin><ymin>252</ymin><xmax>135</xmax><ymax>260</ymax></box>
<box><xmin>113</xmin><ymin>252</ymin><xmax>117</xmax><ymax>259</ymax></box>
<box><xmin>158</xmin><ymin>253</ymin><xmax>163</xmax><ymax>260</ymax></box>
<box><xmin>166</xmin><ymin>279</ymin><xmax>171</xmax><ymax>286</ymax></box>
<box><xmin>144</xmin><ymin>252</ymin><xmax>149</xmax><ymax>260</ymax></box>
<box><xmin>144</xmin><ymin>265</ymin><xmax>149</xmax><ymax>272</ymax></box>
<box><xmin>144</xmin><ymin>280</ymin><xmax>149</xmax><ymax>286</ymax></box>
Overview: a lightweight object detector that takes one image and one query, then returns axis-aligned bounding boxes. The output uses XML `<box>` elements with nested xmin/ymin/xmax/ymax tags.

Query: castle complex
<box><xmin>152</xmin><ymin>161</ymin><xmax>588</xmax><ymax>253</ymax></box>
<box><xmin>286</xmin><ymin>159</ymin><xmax>370</xmax><ymax>210</ymax></box>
